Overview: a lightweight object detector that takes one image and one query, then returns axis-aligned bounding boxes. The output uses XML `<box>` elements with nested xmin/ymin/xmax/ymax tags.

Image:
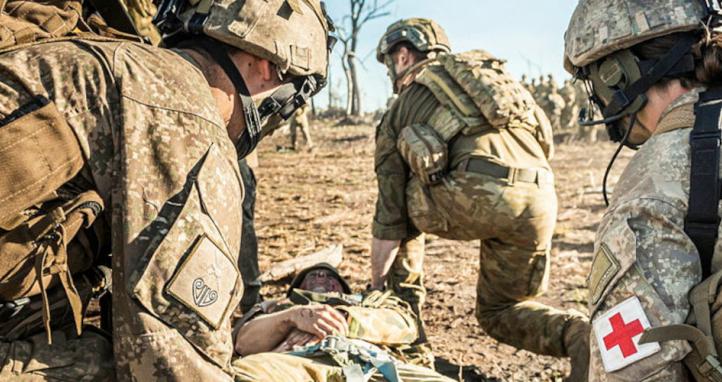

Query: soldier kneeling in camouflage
<box><xmin>232</xmin><ymin>263</ymin><xmax>453</xmax><ymax>382</ymax></box>
<box><xmin>370</xmin><ymin>18</ymin><xmax>590</xmax><ymax>379</ymax></box>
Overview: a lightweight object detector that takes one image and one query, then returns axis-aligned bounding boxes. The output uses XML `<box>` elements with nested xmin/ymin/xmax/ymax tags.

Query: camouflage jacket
<box><xmin>0</xmin><ymin>39</ymin><xmax>244</xmax><ymax>381</ymax></box>
<box><xmin>372</xmin><ymin>56</ymin><xmax>552</xmax><ymax>240</ymax></box>
<box><xmin>245</xmin><ymin>290</ymin><xmax>419</xmax><ymax>357</ymax></box>
<box><xmin>587</xmin><ymin>90</ymin><xmax>712</xmax><ymax>381</ymax></box>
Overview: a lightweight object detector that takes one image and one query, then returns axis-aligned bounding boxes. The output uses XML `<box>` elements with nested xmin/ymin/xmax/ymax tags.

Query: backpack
<box><xmin>639</xmin><ymin>87</ymin><xmax>722</xmax><ymax>380</ymax></box>
<box><xmin>0</xmin><ymin>2</ymin><xmax>115</xmax><ymax>343</ymax></box>
<box><xmin>395</xmin><ymin>50</ymin><xmax>554</xmax><ymax>185</ymax></box>
<box><xmin>0</xmin><ymin>0</ymin><xmax>85</xmax><ymax>51</ymax></box>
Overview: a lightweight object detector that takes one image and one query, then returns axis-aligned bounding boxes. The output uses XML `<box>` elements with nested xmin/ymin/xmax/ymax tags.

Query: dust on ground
<box><xmin>254</xmin><ymin>119</ymin><xmax>633</xmax><ymax>381</ymax></box>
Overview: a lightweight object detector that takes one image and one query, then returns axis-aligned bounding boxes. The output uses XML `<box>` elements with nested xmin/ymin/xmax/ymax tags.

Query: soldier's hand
<box><xmin>290</xmin><ymin>305</ymin><xmax>348</xmax><ymax>339</ymax></box>
<box><xmin>272</xmin><ymin>328</ymin><xmax>319</xmax><ymax>352</ymax></box>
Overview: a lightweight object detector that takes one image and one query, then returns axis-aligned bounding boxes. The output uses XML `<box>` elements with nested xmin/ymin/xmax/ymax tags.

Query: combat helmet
<box><xmin>563</xmin><ymin>0</ymin><xmax>712</xmax><ymax>145</ymax></box>
<box><xmin>287</xmin><ymin>263</ymin><xmax>352</xmax><ymax>296</ymax></box>
<box><xmin>376</xmin><ymin>18</ymin><xmax>450</xmax><ymax>92</ymax></box>
<box><xmin>376</xmin><ymin>18</ymin><xmax>451</xmax><ymax>63</ymax></box>
<box><xmin>153</xmin><ymin>0</ymin><xmax>335</xmax><ymax>157</ymax></box>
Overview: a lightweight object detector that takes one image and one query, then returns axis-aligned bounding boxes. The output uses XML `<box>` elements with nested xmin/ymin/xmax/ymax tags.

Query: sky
<box><xmin>316</xmin><ymin>0</ymin><xmax>579</xmax><ymax>112</ymax></box>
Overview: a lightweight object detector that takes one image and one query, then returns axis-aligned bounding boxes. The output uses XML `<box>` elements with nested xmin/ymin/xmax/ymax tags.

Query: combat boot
<box><xmin>563</xmin><ymin>316</ymin><xmax>591</xmax><ymax>382</ymax></box>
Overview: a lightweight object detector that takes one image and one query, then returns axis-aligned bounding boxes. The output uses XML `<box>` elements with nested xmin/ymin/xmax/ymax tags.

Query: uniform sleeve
<box><xmin>111</xmin><ymin>46</ymin><xmax>245</xmax><ymax>381</ymax></box>
<box><xmin>588</xmin><ymin>199</ymin><xmax>700</xmax><ymax>382</ymax></box>
<box><xmin>337</xmin><ymin>292</ymin><xmax>418</xmax><ymax>345</ymax></box>
<box><xmin>372</xmin><ymin>84</ymin><xmax>440</xmax><ymax>240</ymax></box>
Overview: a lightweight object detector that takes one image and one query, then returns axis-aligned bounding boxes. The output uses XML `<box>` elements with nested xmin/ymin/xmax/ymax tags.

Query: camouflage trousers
<box><xmin>396</xmin><ymin>169</ymin><xmax>588</xmax><ymax>358</ymax></box>
<box><xmin>232</xmin><ymin>352</ymin><xmax>453</xmax><ymax>382</ymax></box>
<box><xmin>0</xmin><ymin>327</ymin><xmax>114</xmax><ymax>381</ymax></box>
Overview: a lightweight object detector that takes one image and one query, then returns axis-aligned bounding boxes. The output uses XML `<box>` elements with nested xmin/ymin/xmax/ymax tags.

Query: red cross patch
<box><xmin>593</xmin><ymin>296</ymin><xmax>661</xmax><ymax>372</ymax></box>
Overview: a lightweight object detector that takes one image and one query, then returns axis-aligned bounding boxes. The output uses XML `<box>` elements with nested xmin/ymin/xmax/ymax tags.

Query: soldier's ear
<box><xmin>397</xmin><ymin>46</ymin><xmax>411</xmax><ymax>66</ymax></box>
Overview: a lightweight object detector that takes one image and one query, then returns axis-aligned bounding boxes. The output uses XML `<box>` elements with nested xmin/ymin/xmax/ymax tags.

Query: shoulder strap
<box><xmin>413</xmin><ymin>64</ymin><xmax>486</xmax><ymax>143</ymax></box>
<box><xmin>686</xmin><ymin>87</ymin><xmax>722</xmax><ymax>278</ymax></box>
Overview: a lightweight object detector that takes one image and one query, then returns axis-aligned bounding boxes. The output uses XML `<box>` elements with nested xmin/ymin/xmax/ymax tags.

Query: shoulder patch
<box><xmin>166</xmin><ymin>235</ymin><xmax>239</xmax><ymax>329</ymax></box>
<box><xmin>589</xmin><ymin>243</ymin><xmax>621</xmax><ymax>305</ymax></box>
<box><xmin>592</xmin><ymin>296</ymin><xmax>661</xmax><ymax>372</ymax></box>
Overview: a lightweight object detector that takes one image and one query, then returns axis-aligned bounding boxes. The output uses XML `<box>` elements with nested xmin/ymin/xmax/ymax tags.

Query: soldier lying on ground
<box><xmin>231</xmin><ymin>263</ymin><xmax>452</xmax><ymax>382</ymax></box>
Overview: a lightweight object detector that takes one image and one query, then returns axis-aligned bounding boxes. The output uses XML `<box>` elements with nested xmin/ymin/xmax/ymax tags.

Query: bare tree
<box><xmin>336</xmin><ymin>0</ymin><xmax>395</xmax><ymax>116</ymax></box>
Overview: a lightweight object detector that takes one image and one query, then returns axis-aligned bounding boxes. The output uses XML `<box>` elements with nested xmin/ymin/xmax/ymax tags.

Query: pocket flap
<box><xmin>0</xmin><ymin>97</ymin><xmax>83</xmax><ymax>226</ymax></box>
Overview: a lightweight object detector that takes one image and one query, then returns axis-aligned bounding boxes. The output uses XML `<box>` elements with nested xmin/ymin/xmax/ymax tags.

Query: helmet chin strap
<box><xmin>198</xmin><ymin>40</ymin><xmax>263</xmax><ymax>159</ymax></box>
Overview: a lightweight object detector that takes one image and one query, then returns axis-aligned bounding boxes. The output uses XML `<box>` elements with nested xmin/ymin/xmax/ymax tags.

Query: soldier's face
<box><xmin>390</xmin><ymin>47</ymin><xmax>416</xmax><ymax>76</ymax></box>
<box><xmin>299</xmin><ymin>270</ymin><xmax>344</xmax><ymax>293</ymax></box>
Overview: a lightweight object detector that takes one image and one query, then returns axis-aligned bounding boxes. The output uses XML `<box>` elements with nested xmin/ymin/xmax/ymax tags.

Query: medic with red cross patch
<box><xmin>564</xmin><ymin>0</ymin><xmax>722</xmax><ymax>381</ymax></box>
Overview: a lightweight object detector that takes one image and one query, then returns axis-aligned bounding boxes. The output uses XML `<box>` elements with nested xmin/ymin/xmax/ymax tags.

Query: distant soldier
<box><xmin>546</xmin><ymin>86</ymin><xmax>567</xmax><ymax>131</ymax></box>
<box><xmin>547</xmin><ymin>73</ymin><xmax>559</xmax><ymax>93</ymax></box>
<box><xmin>521</xmin><ymin>74</ymin><xmax>535</xmax><ymax>94</ymax></box>
<box><xmin>372</xmin><ymin>18</ymin><xmax>589</xmax><ymax>380</ymax></box>
<box><xmin>289</xmin><ymin>104</ymin><xmax>314</xmax><ymax>151</ymax></box>
<box><xmin>537</xmin><ymin>74</ymin><xmax>549</xmax><ymax>96</ymax></box>
<box><xmin>559</xmin><ymin>80</ymin><xmax>578</xmax><ymax>129</ymax></box>
<box><xmin>559</xmin><ymin>79</ymin><xmax>578</xmax><ymax>131</ymax></box>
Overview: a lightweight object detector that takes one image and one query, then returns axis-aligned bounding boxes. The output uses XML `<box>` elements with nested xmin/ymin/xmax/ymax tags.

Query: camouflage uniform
<box><xmin>290</xmin><ymin>104</ymin><xmax>314</xmax><ymax>150</ymax></box>
<box><xmin>0</xmin><ymin>0</ymin><xmax>332</xmax><ymax>380</ymax></box>
<box><xmin>586</xmin><ymin>89</ymin><xmax>702</xmax><ymax>382</ymax></box>
<box><xmin>545</xmin><ymin>87</ymin><xmax>567</xmax><ymax>131</ymax></box>
<box><xmin>0</xmin><ymin>328</ymin><xmax>114</xmax><ymax>381</ymax></box>
<box><xmin>375</xmin><ymin>19</ymin><xmax>589</xmax><ymax>363</ymax></box>
<box><xmin>563</xmin><ymin>1</ymin><xmax>713</xmax><ymax>380</ymax></box>
<box><xmin>0</xmin><ymin>38</ymin><xmax>244</xmax><ymax>380</ymax></box>
<box><xmin>233</xmin><ymin>351</ymin><xmax>453</xmax><ymax>382</ymax></box>
<box><xmin>234</xmin><ymin>289</ymin><xmax>453</xmax><ymax>381</ymax></box>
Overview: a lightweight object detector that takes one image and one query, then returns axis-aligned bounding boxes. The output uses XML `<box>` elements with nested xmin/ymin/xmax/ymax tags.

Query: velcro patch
<box><xmin>166</xmin><ymin>236</ymin><xmax>238</xmax><ymax>329</ymax></box>
<box><xmin>589</xmin><ymin>244</ymin><xmax>620</xmax><ymax>305</ymax></box>
<box><xmin>593</xmin><ymin>296</ymin><xmax>661</xmax><ymax>372</ymax></box>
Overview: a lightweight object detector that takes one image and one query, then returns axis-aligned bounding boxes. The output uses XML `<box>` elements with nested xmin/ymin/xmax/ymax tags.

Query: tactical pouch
<box><xmin>0</xmin><ymin>190</ymin><xmax>104</xmax><ymax>343</ymax></box>
<box><xmin>0</xmin><ymin>97</ymin><xmax>84</xmax><ymax>227</ymax></box>
<box><xmin>0</xmin><ymin>0</ymin><xmax>83</xmax><ymax>51</ymax></box>
<box><xmin>396</xmin><ymin>124</ymin><xmax>448</xmax><ymax>185</ymax></box>
<box><xmin>438</xmin><ymin>50</ymin><xmax>539</xmax><ymax>131</ymax></box>
<box><xmin>0</xmin><ymin>265</ymin><xmax>111</xmax><ymax>342</ymax></box>
<box><xmin>405</xmin><ymin>177</ymin><xmax>448</xmax><ymax>236</ymax></box>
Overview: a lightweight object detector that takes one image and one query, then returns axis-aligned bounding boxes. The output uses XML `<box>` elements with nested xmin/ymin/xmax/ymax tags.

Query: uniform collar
<box><xmin>653</xmin><ymin>87</ymin><xmax>702</xmax><ymax>136</ymax></box>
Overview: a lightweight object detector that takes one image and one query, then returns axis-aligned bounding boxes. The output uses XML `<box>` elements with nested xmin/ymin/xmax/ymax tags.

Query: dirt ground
<box><xmin>253</xmin><ymin>119</ymin><xmax>634</xmax><ymax>381</ymax></box>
